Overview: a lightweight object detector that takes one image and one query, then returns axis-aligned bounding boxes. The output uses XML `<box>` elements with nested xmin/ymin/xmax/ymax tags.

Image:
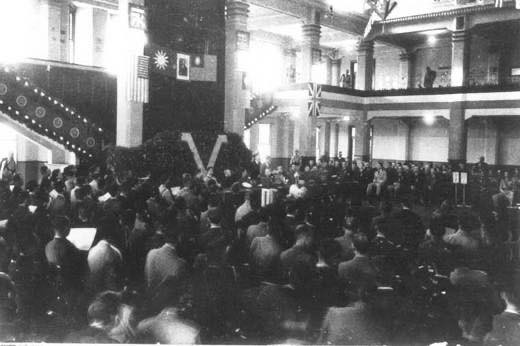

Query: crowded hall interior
<box><xmin>2</xmin><ymin>0</ymin><xmax>520</xmax><ymax>344</ymax></box>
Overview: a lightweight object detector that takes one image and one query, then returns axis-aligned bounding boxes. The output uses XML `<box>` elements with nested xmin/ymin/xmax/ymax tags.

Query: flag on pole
<box><xmin>308</xmin><ymin>83</ymin><xmax>322</xmax><ymax>117</ymax></box>
<box><xmin>126</xmin><ymin>55</ymin><xmax>149</xmax><ymax>104</ymax></box>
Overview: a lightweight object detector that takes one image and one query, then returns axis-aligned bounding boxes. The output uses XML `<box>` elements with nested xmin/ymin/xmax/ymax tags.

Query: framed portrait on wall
<box><xmin>129</xmin><ymin>5</ymin><xmax>146</xmax><ymax>31</ymax></box>
<box><xmin>176</xmin><ymin>53</ymin><xmax>190</xmax><ymax>80</ymax></box>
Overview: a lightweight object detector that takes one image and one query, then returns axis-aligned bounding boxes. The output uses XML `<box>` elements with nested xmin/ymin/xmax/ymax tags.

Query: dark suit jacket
<box><xmin>281</xmin><ymin>215</ymin><xmax>298</xmax><ymax>248</ymax></box>
<box><xmin>87</xmin><ymin>240</ymin><xmax>123</xmax><ymax>293</ymax></box>
<box><xmin>338</xmin><ymin>255</ymin><xmax>377</xmax><ymax>293</ymax></box>
<box><xmin>319</xmin><ymin>302</ymin><xmax>389</xmax><ymax>345</ymax></box>
<box><xmin>45</xmin><ymin>237</ymin><xmax>84</xmax><ymax>288</ymax></box>
<box><xmin>145</xmin><ymin>244</ymin><xmax>188</xmax><ymax>296</ymax></box>
<box><xmin>246</xmin><ymin>222</ymin><xmax>269</xmax><ymax>247</ymax></box>
<box><xmin>280</xmin><ymin>245</ymin><xmax>317</xmax><ymax>291</ymax></box>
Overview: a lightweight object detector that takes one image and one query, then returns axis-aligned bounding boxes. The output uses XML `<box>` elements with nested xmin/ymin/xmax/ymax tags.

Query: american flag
<box><xmin>137</xmin><ymin>55</ymin><xmax>150</xmax><ymax>79</ymax></box>
<box><xmin>126</xmin><ymin>55</ymin><xmax>149</xmax><ymax>103</ymax></box>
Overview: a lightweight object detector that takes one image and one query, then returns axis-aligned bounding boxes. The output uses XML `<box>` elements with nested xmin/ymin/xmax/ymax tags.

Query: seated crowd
<box><xmin>0</xmin><ymin>155</ymin><xmax>518</xmax><ymax>345</ymax></box>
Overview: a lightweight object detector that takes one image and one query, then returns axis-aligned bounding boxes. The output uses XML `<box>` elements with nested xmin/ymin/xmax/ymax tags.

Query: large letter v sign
<box><xmin>181</xmin><ymin>133</ymin><xmax>228</xmax><ymax>175</ymax></box>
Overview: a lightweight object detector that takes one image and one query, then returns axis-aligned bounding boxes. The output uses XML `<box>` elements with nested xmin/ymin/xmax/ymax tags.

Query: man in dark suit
<box><xmin>246</xmin><ymin>207</ymin><xmax>270</xmax><ymax>248</ymax></box>
<box><xmin>369</xmin><ymin>219</ymin><xmax>401</xmax><ymax>284</ymax></box>
<box><xmin>45</xmin><ymin>215</ymin><xmax>85</xmax><ymax>290</ymax></box>
<box><xmin>484</xmin><ymin>273</ymin><xmax>520</xmax><ymax>345</ymax></box>
<box><xmin>280</xmin><ymin>224</ymin><xmax>317</xmax><ymax>294</ymax></box>
<box><xmin>198</xmin><ymin>207</ymin><xmax>225</xmax><ymax>251</ymax></box>
<box><xmin>393</xmin><ymin>199</ymin><xmax>425</xmax><ymax>252</ymax></box>
<box><xmin>318</xmin><ymin>284</ymin><xmax>390</xmax><ymax>345</ymax></box>
<box><xmin>87</xmin><ymin>215</ymin><xmax>124</xmax><ymax>295</ymax></box>
<box><xmin>281</xmin><ymin>202</ymin><xmax>299</xmax><ymax>249</ymax></box>
<box><xmin>338</xmin><ymin>233</ymin><xmax>377</xmax><ymax>302</ymax></box>
<box><xmin>144</xmin><ymin>220</ymin><xmax>188</xmax><ymax>311</ymax></box>
<box><xmin>199</xmin><ymin>195</ymin><xmax>219</xmax><ymax>235</ymax></box>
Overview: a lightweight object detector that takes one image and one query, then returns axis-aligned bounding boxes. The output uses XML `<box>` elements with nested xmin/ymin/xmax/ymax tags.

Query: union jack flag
<box><xmin>308</xmin><ymin>83</ymin><xmax>322</xmax><ymax>117</ymax></box>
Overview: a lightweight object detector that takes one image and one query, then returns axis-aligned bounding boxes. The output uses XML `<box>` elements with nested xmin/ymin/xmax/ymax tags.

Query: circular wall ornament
<box><xmin>53</xmin><ymin>117</ymin><xmax>63</xmax><ymax>128</ymax></box>
<box><xmin>0</xmin><ymin>83</ymin><xmax>7</xmax><ymax>96</ymax></box>
<box><xmin>35</xmin><ymin>106</ymin><xmax>46</xmax><ymax>118</ymax></box>
<box><xmin>86</xmin><ymin>137</ymin><xmax>96</xmax><ymax>148</ymax></box>
<box><xmin>69</xmin><ymin>127</ymin><xmax>80</xmax><ymax>138</ymax></box>
<box><xmin>16</xmin><ymin>95</ymin><xmax>27</xmax><ymax>107</ymax></box>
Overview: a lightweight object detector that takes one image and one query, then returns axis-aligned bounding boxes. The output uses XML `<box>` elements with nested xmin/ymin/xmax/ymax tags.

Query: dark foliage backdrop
<box><xmin>105</xmin><ymin>130</ymin><xmax>251</xmax><ymax>182</ymax></box>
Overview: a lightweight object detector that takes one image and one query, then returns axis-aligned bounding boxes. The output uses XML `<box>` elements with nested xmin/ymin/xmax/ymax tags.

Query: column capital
<box><xmin>399</xmin><ymin>51</ymin><xmax>413</xmax><ymax>61</ymax></box>
<box><xmin>284</xmin><ymin>48</ymin><xmax>297</xmax><ymax>57</ymax></box>
<box><xmin>302</xmin><ymin>23</ymin><xmax>321</xmax><ymax>45</ymax></box>
<box><xmin>226</xmin><ymin>1</ymin><xmax>249</xmax><ymax>23</ymax></box>
<box><xmin>452</xmin><ymin>30</ymin><xmax>470</xmax><ymax>43</ymax></box>
<box><xmin>357</xmin><ymin>40</ymin><xmax>374</xmax><ymax>54</ymax></box>
<box><xmin>331</xmin><ymin>58</ymin><xmax>342</xmax><ymax>66</ymax></box>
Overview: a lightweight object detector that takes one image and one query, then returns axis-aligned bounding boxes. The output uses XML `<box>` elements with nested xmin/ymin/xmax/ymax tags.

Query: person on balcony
<box><xmin>339</xmin><ymin>74</ymin><xmax>347</xmax><ymax>88</ymax></box>
<box><xmin>290</xmin><ymin>149</ymin><xmax>302</xmax><ymax>168</ymax></box>
<box><xmin>423</xmin><ymin>66</ymin><xmax>437</xmax><ymax>88</ymax></box>
<box><xmin>499</xmin><ymin>171</ymin><xmax>514</xmax><ymax>206</ymax></box>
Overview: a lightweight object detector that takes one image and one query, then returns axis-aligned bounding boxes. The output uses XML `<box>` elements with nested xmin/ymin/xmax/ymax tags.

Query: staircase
<box><xmin>0</xmin><ymin>65</ymin><xmax>107</xmax><ymax>159</ymax></box>
<box><xmin>244</xmin><ymin>92</ymin><xmax>277</xmax><ymax>130</ymax></box>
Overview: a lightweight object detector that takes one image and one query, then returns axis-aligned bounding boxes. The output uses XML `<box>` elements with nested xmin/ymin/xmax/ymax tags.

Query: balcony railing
<box><xmin>11</xmin><ymin>58</ymin><xmax>116</xmax><ymax>142</ymax></box>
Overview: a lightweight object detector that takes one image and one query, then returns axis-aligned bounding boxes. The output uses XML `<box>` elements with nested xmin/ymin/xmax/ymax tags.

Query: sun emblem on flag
<box><xmin>308</xmin><ymin>83</ymin><xmax>322</xmax><ymax>117</ymax></box>
<box><xmin>154</xmin><ymin>50</ymin><xmax>169</xmax><ymax>70</ymax></box>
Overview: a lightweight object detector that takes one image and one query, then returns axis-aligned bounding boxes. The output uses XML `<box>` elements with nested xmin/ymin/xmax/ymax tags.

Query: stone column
<box><xmin>116</xmin><ymin>0</ymin><xmax>146</xmax><ymax>148</ymax></box>
<box><xmin>356</xmin><ymin>40</ymin><xmax>374</xmax><ymax>91</ymax></box>
<box><xmin>323</xmin><ymin>121</ymin><xmax>331</xmax><ymax>158</ymax></box>
<box><xmin>224</xmin><ymin>0</ymin><xmax>249</xmax><ymax>134</ymax></box>
<box><xmin>300</xmin><ymin>10</ymin><xmax>321</xmax><ymax>82</ymax></box>
<box><xmin>402</xmin><ymin>120</ymin><xmax>411</xmax><ymax>161</ymax></box>
<box><xmin>325</xmin><ymin>56</ymin><xmax>333</xmax><ymax>85</ymax></box>
<box><xmin>451</xmin><ymin>30</ymin><xmax>471</xmax><ymax>87</ymax></box>
<box><xmin>297</xmin><ymin>9</ymin><xmax>321</xmax><ymax>160</ymax></box>
<box><xmin>399</xmin><ymin>51</ymin><xmax>414</xmax><ymax>89</ymax></box>
<box><xmin>333</xmin><ymin>122</ymin><xmax>340</xmax><ymax>157</ymax></box>
<box><xmin>354</xmin><ymin>113</ymin><xmax>371</xmax><ymax>162</ymax></box>
<box><xmin>448</xmin><ymin>102</ymin><xmax>467</xmax><ymax>164</ymax></box>
<box><xmin>73</xmin><ymin>5</ymin><xmax>94</xmax><ymax>65</ymax></box>
<box><xmin>331</xmin><ymin>59</ymin><xmax>342</xmax><ymax>86</ymax></box>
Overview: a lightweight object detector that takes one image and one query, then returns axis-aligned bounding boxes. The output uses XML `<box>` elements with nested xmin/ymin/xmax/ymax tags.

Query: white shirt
<box><xmin>289</xmin><ymin>184</ymin><xmax>307</xmax><ymax>199</ymax></box>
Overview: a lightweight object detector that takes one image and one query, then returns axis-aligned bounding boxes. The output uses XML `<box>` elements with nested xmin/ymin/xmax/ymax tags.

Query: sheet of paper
<box><xmin>67</xmin><ymin>228</ymin><xmax>97</xmax><ymax>251</ymax></box>
<box><xmin>98</xmin><ymin>192</ymin><xmax>112</xmax><ymax>202</ymax></box>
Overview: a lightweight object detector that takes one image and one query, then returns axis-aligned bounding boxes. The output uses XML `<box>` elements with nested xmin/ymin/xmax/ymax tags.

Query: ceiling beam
<box><xmin>247</xmin><ymin>0</ymin><xmax>367</xmax><ymax>36</ymax></box>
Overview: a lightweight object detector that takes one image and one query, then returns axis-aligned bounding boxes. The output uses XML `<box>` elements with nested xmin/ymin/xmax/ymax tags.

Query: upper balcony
<box><xmin>258</xmin><ymin>82</ymin><xmax>520</xmax><ymax>124</ymax></box>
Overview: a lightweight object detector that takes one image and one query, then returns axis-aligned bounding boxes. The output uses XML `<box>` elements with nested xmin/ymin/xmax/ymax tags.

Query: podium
<box><xmin>261</xmin><ymin>188</ymin><xmax>277</xmax><ymax>207</ymax></box>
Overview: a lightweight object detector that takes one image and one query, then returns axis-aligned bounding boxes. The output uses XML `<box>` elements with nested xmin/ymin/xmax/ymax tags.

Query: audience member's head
<box><xmin>352</xmin><ymin>233</ymin><xmax>370</xmax><ymax>256</ymax></box>
<box><xmin>207</xmin><ymin>207</ymin><xmax>222</xmax><ymax>226</ymax></box>
<box><xmin>52</xmin><ymin>215</ymin><xmax>71</xmax><ymax>238</ymax></box>
<box><xmin>429</xmin><ymin>216</ymin><xmax>446</xmax><ymax>239</ymax></box>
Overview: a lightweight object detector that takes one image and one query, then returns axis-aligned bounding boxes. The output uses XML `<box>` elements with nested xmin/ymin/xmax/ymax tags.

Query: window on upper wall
<box><xmin>68</xmin><ymin>6</ymin><xmax>76</xmax><ymax>63</ymax></box>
